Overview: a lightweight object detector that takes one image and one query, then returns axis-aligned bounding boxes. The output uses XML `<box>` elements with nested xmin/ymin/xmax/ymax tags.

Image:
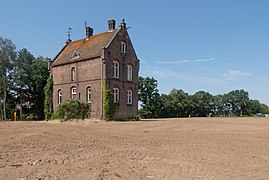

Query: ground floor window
<box><xmin>58</xmin><ymin>90</ymin><xmax>62</xmax><ymax>104</ymax></box>
<box><xmin>71</xmin><ymin>87</ymin><xmax>77</xmax><ymax>99</ymax></box>
<box><xmin>86</xmin><ymin>87</ymin><xmax>91</xmax><ymax>103</ymax></box>
<box><xmin>127</xmin><ymin>90</ymin><xmax>132</xmax><ymax>105</ymax></box>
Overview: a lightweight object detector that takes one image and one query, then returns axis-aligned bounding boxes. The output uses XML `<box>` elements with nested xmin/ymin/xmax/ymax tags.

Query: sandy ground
<box><xmin>0</xmin><ymin>118</ymin><xmax>269</xmax><ymax>180</ymax></box>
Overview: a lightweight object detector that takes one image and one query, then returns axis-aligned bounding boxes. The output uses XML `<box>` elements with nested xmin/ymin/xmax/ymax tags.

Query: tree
<box><xmin>0</xmin><ymin>37</ymin><xmax>16</xmax><ymax>120</ymax></box>
<box><xmin>169</xmin><ymin>89</ymin><xmax>188</xmax><ymax>117</ymax></box>
<box><xmin>212</xmin><ymin>95</ymin><xmax>225</xmax><ymax>116</ymax></box>
<box><xmin>138</xmin><ymin>76</ymin><xmax>159</xmax><ymax>107</ymax></box>
<box><xmin>31</xmin><ymin>57</ymin><xmax>50</xmax><ymax>119</ymax></box>
<box><xmin>260</xmin><ymin>103</ymin><xmax>269</xmax><ymax>114</ymax></box>
<box><xmin>192</xmin><ymin>91</ymin><xmax>213</xmax><ymax>117</ymax></box>
<box><xmin>44</xmin><ymin>75</ymin><xmax>53</xmax><ymax>120</ymax></box>
<box><xmin>12</xmin><ymin>48</ymin><xmax>35</xmax><ymax>120</ymax></box>
<box><xmin>158</xmin><ymin>94</ymin><xmax>170</xmax><ymax>118</ymax></box>
<box><xmin>226</xmin><ymin>90</ymin><xmax>249</xmax><ymax>116</ymax></box>
<box><xmin>138</xmin><ymin>76</ymin><xmax>160</xmax><ymax>118</ymax></box>
<box><xmin>245</xmin><ymin>99</ymin><xmax>262</xmax><ymax>116</ymax></box>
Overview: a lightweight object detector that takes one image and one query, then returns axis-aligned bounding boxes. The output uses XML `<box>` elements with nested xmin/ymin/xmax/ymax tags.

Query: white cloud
<box><xmin>157</xmin><ymin>58</ymin><xmax>216</xmax><ymax>64</ymax></box>
<box><xmin>223</xmin><ymin>70</ymin><xmax>252</xmax><ymax>80</ymax></box>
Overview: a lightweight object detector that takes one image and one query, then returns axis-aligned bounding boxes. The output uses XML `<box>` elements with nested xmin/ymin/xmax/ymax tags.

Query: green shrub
<box><xmin>53</xmin><ymin>100</ymin><xmax>89</xmax><ymax>121</ymax></box>
<box><xmin>138</xmin><ymin>109</ymin><xmax>152</xmax><ymax>118</ymax></box>
<box><xmin>114</xmin><ymin>114</ymin><xmax>141</xmax><ymax>122</ymax></box>
<box><xmin>129</xmin><ymin>114</ymin><xmax>141</xmax><ymax>121</ymax></box>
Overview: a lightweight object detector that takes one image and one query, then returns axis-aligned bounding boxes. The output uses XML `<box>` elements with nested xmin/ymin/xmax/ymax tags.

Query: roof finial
<box><xmin>120</xmin><ymin>18</ymin><xmax>126</xmax><ymax>29</ymax></box>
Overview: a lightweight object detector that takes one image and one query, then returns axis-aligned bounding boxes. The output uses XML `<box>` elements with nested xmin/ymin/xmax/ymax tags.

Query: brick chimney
<box><xmin>108</xmin><ymin>19</ymin><xmax>116</xmax><ymax>32</ymax></box>
<box><xmin>86</xmin><ymin>26</ymin><xmax>93</xmax><ymax>39</ymax></box>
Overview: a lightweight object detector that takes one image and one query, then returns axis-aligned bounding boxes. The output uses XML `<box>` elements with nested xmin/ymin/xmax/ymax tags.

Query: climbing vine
<box><xmin>44</xmin><ymin>75</ymin><xmax>53</xmax><ymax>120</ymax></box>
<box><xmin>102</xmin><ymin>79</ymin><xmax>115</xmax><ymax>120</ymax></box>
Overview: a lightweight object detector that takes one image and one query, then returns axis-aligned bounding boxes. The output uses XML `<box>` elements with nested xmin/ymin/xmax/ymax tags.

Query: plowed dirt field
<box><xmin>0</xmin><ymin>117</ymin><xmax>269</xmax><ymax>180</ymax></box>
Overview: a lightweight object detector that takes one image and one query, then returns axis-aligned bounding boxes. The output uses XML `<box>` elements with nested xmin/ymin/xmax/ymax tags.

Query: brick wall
<box><xmin>52</xmin><ymin>57</ymin><xmax>103</xmax><ymax>119</ymax></box>
<box><xmin>105</xmin><ymin>28</ymin><xmax>139</xmax><ymax>118</ymax></box>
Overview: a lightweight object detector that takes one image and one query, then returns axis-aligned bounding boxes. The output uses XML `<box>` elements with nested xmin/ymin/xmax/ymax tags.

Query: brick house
<box><xmin>50</xmin><ymin>19</ymin><xmax>140</xmax><ymax>119</ymax></box>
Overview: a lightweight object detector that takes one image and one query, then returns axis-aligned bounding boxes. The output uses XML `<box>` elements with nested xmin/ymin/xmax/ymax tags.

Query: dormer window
<box><xmin>121</xmin><ymin>42</ymin><xmax>126</xmax><ymax>53</ymax></box>
<box><xmin>71</xmin><ymin>51</ymin><xmax>80</xmax><ymax>60</ymax></box>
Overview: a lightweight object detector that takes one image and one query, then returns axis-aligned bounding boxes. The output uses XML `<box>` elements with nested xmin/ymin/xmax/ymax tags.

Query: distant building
<box><xmin>50</xmin><ymin>19</ymin><xmax>140</xmax><ymax>119</ymax></box>
<box><xmin>256</xmin><ymin>113</ymin><xmax>269</xmax><ymax>117</ymax></box>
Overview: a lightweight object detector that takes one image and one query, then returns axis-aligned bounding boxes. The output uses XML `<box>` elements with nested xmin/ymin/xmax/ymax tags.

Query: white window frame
<box><xmin>71</xmin><ymin>87</ymin><xmax>77</xmax><ymax>99</ymax></box>
<box><xmin>58</xmin><ymin>90</ymin><xmax>62</xmax><ymax>104</ymax></box>
<box><xmin>113</xmin><ymin>61</ymin><xmax>119</xmax><ymax>78</ymax></box>
<box><xmin>113</xmin><ymin>88</ymin><xmax>119</xmax><ymax>103</ymax></box>
<box><xmin>127</xmin><ymin>65</ymin><xmax>132</xmax><ymax>81</ymax></box>
<box><xmin>127</xmin><ymin>90</ymin><xmax>132</xmax><ymax>105</ymax></box>
<box><xmin>121</xmin><ymin>42</ymin><xmax>126</xmax><ymax>53</ymax></box>
<box><xmin>71</xmin><ymin>67</ymin><xmax>76</xmax><ymax>81</ymax></box>
<box><xmin>87</xmin><ymin>87</ymin><xmax>91</xmax><ymax>103</ymax></box>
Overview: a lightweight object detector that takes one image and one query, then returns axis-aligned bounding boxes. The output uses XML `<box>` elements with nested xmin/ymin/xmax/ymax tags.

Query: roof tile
<box><xmin>52</xmin><ymin>28</ymin><xmax>118</xmax><ymax>66</ymax></box>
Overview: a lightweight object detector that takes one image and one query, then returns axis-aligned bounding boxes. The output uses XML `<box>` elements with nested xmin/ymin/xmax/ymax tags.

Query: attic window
<box><xmin>71</xmin><ymin>51</ymin><xmax>80</xmax><ymax>60</ymax></box>
<box><xmin>121</xmin><ymin>42</ymin><xmax>126</xmax><ymax>53</ymax></box>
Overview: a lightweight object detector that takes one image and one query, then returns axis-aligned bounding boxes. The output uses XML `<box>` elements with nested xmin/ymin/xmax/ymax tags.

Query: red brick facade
<box><xmin>51</xmin><ymin>19</ymin><xmax>139</xmax><ymax>119</ymax></box>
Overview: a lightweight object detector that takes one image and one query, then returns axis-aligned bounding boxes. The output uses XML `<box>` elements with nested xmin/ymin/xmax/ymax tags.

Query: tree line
<box><xmin>1</xmin><ymin>36</ymin><xmax>269</xmax><ymax>120</ymax></box>
<box><xmin>0</xmin><ymin>37</ymin><xmax>49</xmax><ymax>120</ymax></box>
<box><xmin>138</xmin><ymin>76</ymin><xmax>269</xmax><ymax>118</ymax></box>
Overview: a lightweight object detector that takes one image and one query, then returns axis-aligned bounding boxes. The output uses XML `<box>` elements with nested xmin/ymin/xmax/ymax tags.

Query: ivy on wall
<box><xmin>44</xmin><ymin>75</ymin><xmax>53</xmax><ymax>120</ymax></box>
<box><xmin>102</xmin><ymin>79</ymin><xmax>115</xmax><ymax>120</ymax></box>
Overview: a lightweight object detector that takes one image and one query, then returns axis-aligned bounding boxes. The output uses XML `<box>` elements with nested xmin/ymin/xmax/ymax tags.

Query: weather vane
<box><xmin>67</xmin><ymin>27</ymin><xmax>72</xmax><ymax>41</ymax></box>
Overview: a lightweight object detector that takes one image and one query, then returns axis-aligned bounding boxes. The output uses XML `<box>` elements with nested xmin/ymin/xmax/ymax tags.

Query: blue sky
<box><xmin>1</xmin><ymin>0</ymin><xmax>269</xmax><ymax>104</ymax></box>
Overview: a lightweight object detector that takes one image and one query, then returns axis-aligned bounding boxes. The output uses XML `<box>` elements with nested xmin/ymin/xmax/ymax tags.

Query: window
<box><xmin>121</xmin><ymin>42</ymin><xmax>126</xmax><ymax>53</ymax></box>
<box><xmin>113</xmin><ymin>88</ymin><xmax>119</xmax><ymax>103</ymax></box>
<box><xmin>71</xmin><ymin>87</ymin><xmax>77</xmax><ymax>99</ymax></box>
<box><xmin>58</xmin><ymin>90</ymin><xmax>62</xmax><ymax>104</ymax></box>
<box><xmin>113</xmin><ymin>61</ymin><xmax>119</xmax><ymax>78</ymax></box>
<box><xmin>86</xmin><ymin>87</ymin><xmax>91</xmax><ymax>103</ymax></box>
<box><xmin>71</xmin><ymin>67</ymin><xmax>76</xmax><ymax>81</ymax></box>
<box><xmin>127</xmin><ymin>90</ymin><xmax>132</xmax><ymax>105</ymax></box>
<box><xmin>71</xmin><ymin>51</ymin><xmax>80</xmax><ymax>60</ymax></box>
<box><xmin>127</xmin><ymin>65</ymin><xmax>132</xmax><ymax>81</ymax></box>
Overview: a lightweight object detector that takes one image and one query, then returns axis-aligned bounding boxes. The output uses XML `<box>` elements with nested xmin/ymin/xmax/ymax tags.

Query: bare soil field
<box><xmin>1</xmin><ymin>117</ymin><xmax>269</xmax><ymax>180</ymax></box>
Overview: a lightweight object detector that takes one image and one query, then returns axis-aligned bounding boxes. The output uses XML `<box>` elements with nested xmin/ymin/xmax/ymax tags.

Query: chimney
<box><xmin>108</xmin><ymin>19</ymin><xmax>116</xmax><ymax>31</ymax></box>
<box><xmin>86</xmin><ymin>26</ymin><xmax>93</xmax><ymax>39</ymax></box>
<box><xmin>48</xmin><ymin>60</ymin><xmax>53</xmax><ymax>72</ymax></box>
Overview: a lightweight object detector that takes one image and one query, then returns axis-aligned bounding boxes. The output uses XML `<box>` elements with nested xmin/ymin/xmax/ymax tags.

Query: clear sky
<box><xmin>1</xmin><ymin>0</ymin><xmax>269</xmax><ymax>104</ymax></box>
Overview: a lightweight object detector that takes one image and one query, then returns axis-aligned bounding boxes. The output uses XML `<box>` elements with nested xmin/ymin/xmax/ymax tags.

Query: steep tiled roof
<box><xmin>52</xmin><ymin>28</ymin><xmax>119</xmax><ymax>66</ymax></box>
